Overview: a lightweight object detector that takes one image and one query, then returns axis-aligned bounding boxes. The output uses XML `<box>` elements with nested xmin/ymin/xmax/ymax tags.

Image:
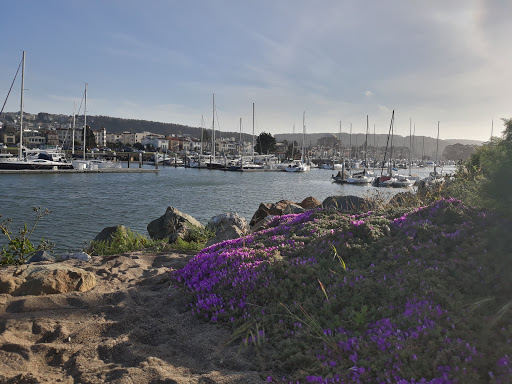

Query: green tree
<box><xmin>442</xmin><ymin>143</ymin><xmax>477</xmax><ymax>161</ymax></box>
<box><xmin>452</xmin><ymin>117</ymin><xmax>512</xmax><ymax>216</ymax></box>
<box><xmin>255</xmin><ymin>132</ymin><xmax>276</xmax><ymax>155</ymax></box>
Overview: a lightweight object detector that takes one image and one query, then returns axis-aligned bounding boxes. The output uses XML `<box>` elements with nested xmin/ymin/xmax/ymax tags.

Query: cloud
<box><xmin>365</xmin><ymin>91</ymin><xmax>374</xmax><ymax>97</ymax></box>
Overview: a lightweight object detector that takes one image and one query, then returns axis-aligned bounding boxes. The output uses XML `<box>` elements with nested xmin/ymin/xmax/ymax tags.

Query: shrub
<box><xmin>0</xmin><ymin>207</ymin><xmax>54</xmax><ymax>266</ymax></box>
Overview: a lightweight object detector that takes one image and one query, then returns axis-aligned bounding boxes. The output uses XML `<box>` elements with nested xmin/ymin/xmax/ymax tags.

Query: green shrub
<box><xmin>87</xmin><ymin>227</ymin><xmax>169</xmax><ymax>256</ymax></box>
<box><xmin>0</xmin><ymin>207</ymin><xmax>54</xmax><ymax>266</ymax></box>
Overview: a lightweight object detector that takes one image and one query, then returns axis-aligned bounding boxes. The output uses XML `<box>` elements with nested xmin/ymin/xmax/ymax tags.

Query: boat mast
<box><xmin>338</xmin><ymin>121</ymin><xmax>341</xmax><ymax>163</ymax></box>
<box><xmin>434</xmin><ymin>121</ymin><xmax>440</xmax><ymax>174</ymax></box>
<box><xmin>302</xmin><ymin>111</ymin><xmax>306</xmax><ymax>163</ymax></box>
<box><xmin>239</xmin><ymin>117</ymin><xmax>242</xmax><ymax>158</ymax></box>
<box><xmin>364</xmin><ymin>115</ymin><xmax>369</xmax><ymax>170</ymax></box>
<box><xmin>212</xmin><ymin>94</ymin><xmax>215</xmax><ymax>159</ymax></box>
<box><xmin>83</xmin><ymin>83</ymin><xmax>87</xmax><ymax>160</ymax></box>
<box><xmin>291</xmin><ymin>124</ymin><xmax>295</xmax><ymax>160</ymax></box>
<box><xmin>349</xmin><ymin>123</ymin><xmax>352</xmax><ymax>160</ymax></box>
<box><xmin>18</xmin><ymin>51</ymin><xmax>25</xmax><ymax>161</ymax></box>
<box><xmin>200</xmin><ymin>115</ymin><xmax>204</xmax><ymax>156</ymax></box>
<box><xmin>421</xmin><ymin>136</ymin><xmax>425</xmax><ymax>165</ymax></box>
<box><xmin>380</xmin><ymin>110</ymin><xmax>394</xmax><ymax>176</ymax></box>
<box><xmin>409</xmin><ymin>118</ymin><xmax>412</xmax><ymax>177</ymax></box>
<box><xmin>72</xmin><ymin>102</ymin><xmax>76</xmax><ymax>155</ymax></box>
<box><xmin>389</xmin><ymin>113</ymin><xmax>395</xmax><ymax>175</ymax></box>
<box><xmin>252</xmin><ymin>103</ymin><xmax>255</xmax><ymax>163</ymax></box>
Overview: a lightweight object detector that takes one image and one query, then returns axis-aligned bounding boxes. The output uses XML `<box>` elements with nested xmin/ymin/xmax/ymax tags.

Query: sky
<box><xmin>1</xmin><ymin>0</ymin><xmax>511</xmax><ymax>142</ymax></box>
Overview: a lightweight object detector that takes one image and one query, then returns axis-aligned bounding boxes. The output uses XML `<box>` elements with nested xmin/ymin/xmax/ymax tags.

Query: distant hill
<box><xmin>1</xmin><ymin>112</ymin><xmax>483</xmax><ymax>157</ymax></box>
<box><xmin>275</xmin><ymin>133</ymin><xmax>484</xmax><ymax>160</ymax></box>
<box><xmin>443</xmin><ymin>139</ymin><xmax>484</xmax><ymax>146</ymax></box>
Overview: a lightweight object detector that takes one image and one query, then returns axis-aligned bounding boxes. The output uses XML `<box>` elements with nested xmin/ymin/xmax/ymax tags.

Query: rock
<box><xmin>27</xmin><ymin>250</ymin><xmax>55</xmax><ymax>263</ymax></box>
<box><xmin>147</xmin><ymin>207</ymin><xmax>204</xmax><ymax>243</ymax></box>
<box><xmin>321</xmin><ymin>195</ymin><xmax>374</xmax><ymax>212</ymax></box>
<box><xmin>93</xmin><ymin>225</ymin><xmax>130</xmax><ymax>243</ymax></box>
<box><xmin>1</xmin><ymin>264</ymin><xmax>97</xmax><ymax>296</ymax></box>
<box><xmin>61</xmin><ymin>252</ymin><xmax>91</xmax><ymax>261</ymax></box>
<box><xmin>250</xmin><ymin>215</ymin><xmax>276</xmax><ymax>233</ymax></box>
<box><xmin>249</xmin><ymin>203</ymin><xmax>273</xmax><ymax>227</ymax></box>
<box><xmin>283</xmin><ymin>203</ymin><xmax>305</xmax><ymax>215</ymax></box>
<box><xmin>249</xmin><ymin>199</ymin><xmax>302</xmax><ymax>227</ymax></box>
<box><xmin>298</xmin><ymin>196</ymin><xmax>321</xmax><ymax>209</ymax></box>
<box><xmin>206</xmin><ymin>212</ymin><xmax>250</xmax><ymax>247</ymax></box>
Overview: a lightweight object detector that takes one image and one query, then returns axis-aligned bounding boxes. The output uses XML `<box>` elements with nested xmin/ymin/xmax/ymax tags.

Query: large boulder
<box><xmin>321</xmin><ymin>195</ymin><xmax>374</xmax><ymax>212</ymax></box>
<box><xmin>206</xmin><ymin>212</ymin><xmax>250</xmax><ymax>247</ymax></box>
<box><xmin>298</xmin><ymin>196</ymin><xmax>321</xmax><ymax>209</ymax></box>
<box><xmin>249</xmin><ymin>199</ymin><xmax>305</xmax><ymax>227</ymax></box>
<box><xmin>0</xmin><ymin>264</ymin><xmax>97</xmax><ymax>296</ymax></box>
<box><xmin>147</xmin><ymin>207</ymin><xmax>204</xmax><ymax>243</ymax></box>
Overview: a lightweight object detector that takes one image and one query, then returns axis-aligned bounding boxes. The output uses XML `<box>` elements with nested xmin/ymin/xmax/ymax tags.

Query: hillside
<box><xmin>1</xmin><ymin>112</ymin><xmax>483</xmax><ymax>155</ymax></box>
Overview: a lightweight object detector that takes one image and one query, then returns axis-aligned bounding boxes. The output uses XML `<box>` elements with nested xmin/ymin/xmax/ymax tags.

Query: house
<box><xmin>141</xmin><ymin>135</ymin><xmax>169</xmax><ymax>151</ymax></box>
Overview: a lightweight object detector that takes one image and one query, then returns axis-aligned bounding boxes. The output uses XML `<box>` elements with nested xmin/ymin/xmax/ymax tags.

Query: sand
<box><xmin>0</xmin><ymin>252</ymin><xmax>265</xmax><ymax>383</ymax></box>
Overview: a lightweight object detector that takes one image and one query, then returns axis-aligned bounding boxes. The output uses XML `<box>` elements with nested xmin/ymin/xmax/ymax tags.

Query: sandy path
<box><xmin>0</xmin><ymin>252</ymin><xmax>264</xmax><ymax>384</ymax></box>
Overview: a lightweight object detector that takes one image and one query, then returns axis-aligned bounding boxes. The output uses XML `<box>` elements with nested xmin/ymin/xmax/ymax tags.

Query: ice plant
<box><xmin>170</xmin><ymin>199</ymin><xmax>512</xmax><ymax>383</ymax></box>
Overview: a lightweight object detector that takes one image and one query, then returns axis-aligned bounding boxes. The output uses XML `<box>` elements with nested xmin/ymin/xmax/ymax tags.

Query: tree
<box><xmin>502</xmin><ymin>117</ymin><xmax>512</xmax><ymax>142</ymax></box>
<box><xmin>133</xmin><ymin>142</ymin><xmax>144</xmax><ymax>150</ymax></box>
<box><xmin>442</xmin><ymin>143</ymin><xmax>477</xmax><ymax>161</ymax></box>
<box><xmin>255</xmin><ymin>132</ymin><xmax>276</xmax><ymax>155</ymax></box>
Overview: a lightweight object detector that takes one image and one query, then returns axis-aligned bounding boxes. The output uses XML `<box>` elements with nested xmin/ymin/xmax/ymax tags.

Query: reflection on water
<box><xmin>0</xmin><ymin>166</ymin><xmax>453</xmax><ymax>252</ymax></box>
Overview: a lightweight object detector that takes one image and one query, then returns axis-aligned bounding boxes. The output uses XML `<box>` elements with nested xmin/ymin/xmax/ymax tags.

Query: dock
<box><xmin>0</xmin><ymin>168</ymin><xmax>159</xmax><ymax>175</ymax></box>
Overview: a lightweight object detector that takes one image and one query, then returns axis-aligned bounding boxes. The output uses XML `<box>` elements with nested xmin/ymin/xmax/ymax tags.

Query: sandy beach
<box><xmin>0</xmin><ymin>252</ymin><xmax>264</xmax><ymax>383</ymax></box>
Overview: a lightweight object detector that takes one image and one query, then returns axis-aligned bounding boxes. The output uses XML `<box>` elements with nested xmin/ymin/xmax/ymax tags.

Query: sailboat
<box><xmin>346</xmin><ymin>115</ymin><xmax>375</xmax><ymax>184</ymax></box>
<box><xmin>392</xmin><ymin>117</ymin><xmax>417</xmax><ymax>187</ymax></box>
<box><xmin>285</xmin><ymin>111</ymin><xmax>310</xmax><ymax>172</ymax></box>
<box><xmin>0</xmin><ymin>51</ymin><xmax>74</xmax><ymax>170</ymax></box>
<box><xmin>373</xmin><ymin>110</ymin><xmax>398</xmax><ymax>187</ymax></box>
<box><xmin>421</xmin><ymin>121</ymin><xmax>444</xmax><ymax>185</ymax></box>
<box><xmin>71</xmin><ymin>84</ymin><xmax>121</xmax><ymax>170</ymax></box>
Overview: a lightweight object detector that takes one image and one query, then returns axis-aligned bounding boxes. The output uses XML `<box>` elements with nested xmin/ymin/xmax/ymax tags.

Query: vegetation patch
<box><xmin>170</xmin><ymin>199</ymin><xmax>512</xmax><ymax>383</ymax></box>
<box><xmin>87</xmin><ymin>225</ymin><xmax>214</xmax><ymax>256</ymax></box>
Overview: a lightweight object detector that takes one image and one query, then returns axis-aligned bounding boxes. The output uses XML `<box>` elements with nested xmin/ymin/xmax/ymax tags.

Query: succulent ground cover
<box><xmin>170</xmin><ymin>198</ymin><xmax>512</xmax><ymax>383</ymax></box>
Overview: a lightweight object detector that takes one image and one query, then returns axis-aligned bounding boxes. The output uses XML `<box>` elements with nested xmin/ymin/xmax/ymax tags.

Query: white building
<box><xmin>141</xmin><ymin>135</ymin><xmax>169</xmax><ymax>151</ymax></box>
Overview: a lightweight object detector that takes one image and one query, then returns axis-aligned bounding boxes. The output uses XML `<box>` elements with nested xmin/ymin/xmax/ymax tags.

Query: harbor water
<box><xmin>0</xmin><ymin>165</ymin><xmax>454</xmax><ymax>252</ymax></box>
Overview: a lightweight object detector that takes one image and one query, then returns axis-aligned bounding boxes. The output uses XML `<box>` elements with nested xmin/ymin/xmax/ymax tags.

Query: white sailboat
<box><xmin>0</xmin><ymin>51</ymin><xmax>74</xmax><ymax>170</ymax></box>
<box><xmin>71</xmin><ymin>84</ymin><xmax>121</xmax><ymax>170</ymax></box>
<box><xmin>392</xmin><ymin>117</ymin><xmax>417</xmax><ymax>187</ymax></box>
<box><xmin>346</xmin><ymin>115</ymin><xmax>375</xmax><ymax>184</ymax></box>
<box><xmin>285</xmin><ymin>112</ymin><xmax>310</xmax><ymax>172</ymax></box>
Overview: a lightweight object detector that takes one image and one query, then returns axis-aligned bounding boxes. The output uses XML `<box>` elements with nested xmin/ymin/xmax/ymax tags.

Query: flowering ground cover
<box><xmin>170</xmin><ymin>198</ymin><xmax>512</xmax><ymax>383</ymax></box>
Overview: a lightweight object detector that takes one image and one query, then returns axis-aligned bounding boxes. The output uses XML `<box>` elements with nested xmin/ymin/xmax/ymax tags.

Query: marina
<box><xmin>0</xmin><ymin>164</ymin><xmax>453</xmax><ymax>253</ymax></box>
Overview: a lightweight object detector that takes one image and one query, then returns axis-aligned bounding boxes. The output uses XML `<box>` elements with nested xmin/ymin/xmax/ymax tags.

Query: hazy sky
<box><xmin>1</xmin><ymin>0</ymin><xmax>510</xmax><ymax>141</ymax></box>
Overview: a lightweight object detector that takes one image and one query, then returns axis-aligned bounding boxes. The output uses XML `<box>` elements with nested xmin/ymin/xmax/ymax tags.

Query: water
<box><xmin>0</xmin><ymin>165</ymin><xmax>452</xmax><ymax>252</ymax></box>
